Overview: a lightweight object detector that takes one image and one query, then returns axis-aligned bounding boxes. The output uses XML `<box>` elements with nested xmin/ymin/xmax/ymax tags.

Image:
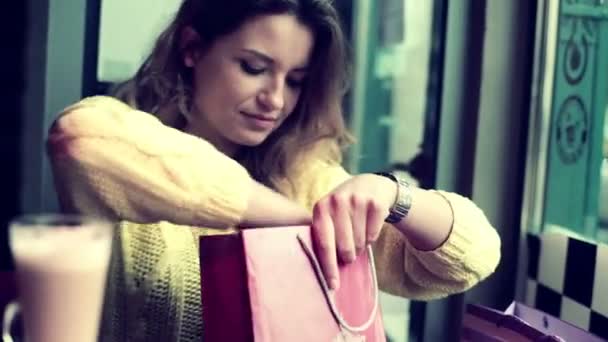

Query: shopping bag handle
<box><xmin>297</xmin><ymin>234</ymin><xmax>379</xmax><ymax>334</ymax></box>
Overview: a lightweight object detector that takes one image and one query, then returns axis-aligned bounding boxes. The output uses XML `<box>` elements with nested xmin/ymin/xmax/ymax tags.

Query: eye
<box><xmin>286</xmin><ymin>77</ymin><xmax>306</xmax><ymax>89</ymax></box>
<box><xmin>240</xmin><ymin>60</ymin><xmax>265</xmax><ymax>75</ymax></box>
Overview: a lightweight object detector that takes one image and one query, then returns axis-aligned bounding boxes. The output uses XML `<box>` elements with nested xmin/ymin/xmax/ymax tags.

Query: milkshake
<box><xmin>7</xmin><ymin>215</ymin><xmax>112</xmax><ymax>342</ymax></box>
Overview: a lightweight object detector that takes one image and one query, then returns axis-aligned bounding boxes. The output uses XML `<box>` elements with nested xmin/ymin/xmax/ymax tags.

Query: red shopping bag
<box><xmin>461</xmin><ymin>302</ymin><xmax>605</xmax><ymax>341</ymax></box>
<box><xmin>199</xmin><ymin>226</ymin><xmax>386</xmax><ymax>341</ymax></box>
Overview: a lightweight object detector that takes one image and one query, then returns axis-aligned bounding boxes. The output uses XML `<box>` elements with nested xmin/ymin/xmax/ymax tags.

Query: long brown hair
<box><xmin>115</xmin><ymin>0</ymin><xmax>352</xmax><ymax>189</ymax></box>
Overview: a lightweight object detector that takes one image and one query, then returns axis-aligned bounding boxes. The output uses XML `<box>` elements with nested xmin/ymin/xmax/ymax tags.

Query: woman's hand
<box><xmin>311</xmin><ymin>173</ymin><xmax>397</xmax><ymax>290</ymax></box>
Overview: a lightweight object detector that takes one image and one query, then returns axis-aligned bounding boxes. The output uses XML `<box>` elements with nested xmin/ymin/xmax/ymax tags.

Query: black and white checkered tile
<box><xmin>525</xmin><ymin>232</ymin><xmax>608</xmax><ymax>340</ymax></box>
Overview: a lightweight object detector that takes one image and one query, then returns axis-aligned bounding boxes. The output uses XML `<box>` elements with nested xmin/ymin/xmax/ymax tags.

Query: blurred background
<box><xmin>1</xmin><ymin>0</ymin><xmax>607</xmax><ymax>341</ymax></box>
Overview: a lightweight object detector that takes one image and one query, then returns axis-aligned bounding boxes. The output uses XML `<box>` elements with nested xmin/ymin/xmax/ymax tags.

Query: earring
<box><xmin>184</xmin><ymin>54</ymin><xmax>195</xmax><ymax>68</ymax></box>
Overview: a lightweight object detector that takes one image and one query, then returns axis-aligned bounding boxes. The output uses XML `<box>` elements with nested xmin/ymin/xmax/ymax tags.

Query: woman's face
<box><xmin>182</xmin><ymin>14</ymin><xmax>314</xmax><ymax>156</ymax></box>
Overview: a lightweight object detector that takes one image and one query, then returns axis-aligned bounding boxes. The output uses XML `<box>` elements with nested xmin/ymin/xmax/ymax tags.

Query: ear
<box><xmin>180</xmin><ymin>26</ymin><xmax>202</xmax><ymax>68</ymax></box>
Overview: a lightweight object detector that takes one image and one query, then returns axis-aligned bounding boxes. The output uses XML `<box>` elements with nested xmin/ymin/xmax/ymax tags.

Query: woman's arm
<box><xmin>374</xmin><ymin>176</ymin><xmax>454</xmax><ymax>251</ymax></box>
<box><xmin>300</xmin><ymin>159</ymin><xmax>500</xmax><ymax>299</ymax></box>
<box><xmin>373</xmin><ymin>190</ymin><xmax>501</xmax><ymax>299</ymax></box>
<box><xmin>48</xmin><ymin>96</ymin><xmax>310</xmax><ymax>228</ymax></box>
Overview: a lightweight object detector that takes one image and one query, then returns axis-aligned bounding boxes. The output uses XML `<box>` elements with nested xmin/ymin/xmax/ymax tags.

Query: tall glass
<box><xmin>2</xmin><ymin>214</ymin><xmax>112</xmax><ymax>342</ymax></box>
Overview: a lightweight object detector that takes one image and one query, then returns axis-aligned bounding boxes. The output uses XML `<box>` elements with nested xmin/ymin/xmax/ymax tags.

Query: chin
<box><xmin>231</xmin><ymin>132</ymin><xmax>271</xmax><ymax>147</ymax></box>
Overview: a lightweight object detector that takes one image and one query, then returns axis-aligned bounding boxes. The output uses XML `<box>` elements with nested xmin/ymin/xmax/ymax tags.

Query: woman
<box><xmin>47</xmin><ymin>0</ymin><xmax>501</xmax><ymax>340</ymax></box>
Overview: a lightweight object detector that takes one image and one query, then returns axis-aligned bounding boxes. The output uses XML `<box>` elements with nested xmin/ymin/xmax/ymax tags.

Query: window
<box><xmin>347</xmin><ymin>1</ymin><xmax>448</xmax><ymax>341</ymax></box>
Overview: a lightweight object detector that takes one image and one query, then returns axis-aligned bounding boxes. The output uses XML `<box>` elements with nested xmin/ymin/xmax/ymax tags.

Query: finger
<box><xmin>312</xmin><ymin>199</ymin><xmax>340</xmax><ymax>290</ymax></box>
<box><xmin>366</xmin><ymin>200</ymin><xmax>386</xmax><ymax>244</ymax></box>
<box><xmin>330</xmin><ymin>193</ymin><xmax>356</xmax><ymax>264</ymax></box>
<box><xmin>350</xmin><ymin>194</ymin><xmax>367</xmax><ymax>255</ymax></box>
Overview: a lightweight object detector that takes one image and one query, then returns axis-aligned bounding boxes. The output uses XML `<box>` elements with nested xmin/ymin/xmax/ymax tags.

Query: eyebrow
<box><xmin>241</xmin><ymin>49</ymin><xmax>309</xmax><ymax>72</ymax></box>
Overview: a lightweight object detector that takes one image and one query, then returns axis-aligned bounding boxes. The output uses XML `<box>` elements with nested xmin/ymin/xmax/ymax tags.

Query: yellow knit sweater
<box><xmin>47</xmin><ymin>96</ymin><xmax>501</xmax><ymax>341</ymax></box>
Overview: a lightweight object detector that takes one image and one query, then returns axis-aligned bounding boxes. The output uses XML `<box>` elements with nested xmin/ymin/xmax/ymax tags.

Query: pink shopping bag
<box><xmin>200</xmin><ymin>226</ymin><xmax>386</xmax><ymax>341</ymax></box>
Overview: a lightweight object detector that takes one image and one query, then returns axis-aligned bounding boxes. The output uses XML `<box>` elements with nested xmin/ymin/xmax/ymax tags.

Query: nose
<box><xmin>258</xmin><ymin>79</ymin><xmax>285</xmax><ymax>112</ymax></box>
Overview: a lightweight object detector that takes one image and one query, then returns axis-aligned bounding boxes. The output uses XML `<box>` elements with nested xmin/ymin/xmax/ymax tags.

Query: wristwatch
<box><xmin>374</xmin><ymin>172</ymin><xmax>413</xmax><ymax>224</ymax></box>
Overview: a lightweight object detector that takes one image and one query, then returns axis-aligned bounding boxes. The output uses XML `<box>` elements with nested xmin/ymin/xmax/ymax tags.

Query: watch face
<box><xmin>555</xmin><ymin>96</ymin><xmax>588</xmax><ymax>165</ymax></box>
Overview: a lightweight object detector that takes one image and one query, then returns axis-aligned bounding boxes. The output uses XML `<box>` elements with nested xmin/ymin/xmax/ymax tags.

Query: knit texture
<box><xmin>48</xmin><ymin>96</ymin><xmax>501</xmax><ymax>341</ymax></box>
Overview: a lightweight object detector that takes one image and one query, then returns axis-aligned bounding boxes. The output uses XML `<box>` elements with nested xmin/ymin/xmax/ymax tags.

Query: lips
<box><xmin>241</xmin><ymin>112</ymin><xmax>277</xmax><ymax>122</ymax></box>
<box><xmin>240</xmin><ymin>111</ymin><xmax>279</xmax><ymax>131</ymax></box>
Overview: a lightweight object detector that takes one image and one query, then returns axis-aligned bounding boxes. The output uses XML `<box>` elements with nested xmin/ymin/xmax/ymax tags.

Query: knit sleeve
<box><xmin>47</xmin><ymin>96</ymin><xmax>252</xmax><ymax>227</ymax></box>
<box><xmin>372</xmin><ymin>191</ymin><xmax>501</xmax><ymax>300</ymax></box>
<box><xmin>299</xmin><ymin>159</ymin><xmax>501</xmax><ymax>300</ymax></box>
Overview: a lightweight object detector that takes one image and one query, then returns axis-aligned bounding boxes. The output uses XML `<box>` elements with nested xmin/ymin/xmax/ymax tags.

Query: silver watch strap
<box><xmin>374</xmin><ymin>172</ymin><xmax>413</xmax><ymax>224</ymax></box>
